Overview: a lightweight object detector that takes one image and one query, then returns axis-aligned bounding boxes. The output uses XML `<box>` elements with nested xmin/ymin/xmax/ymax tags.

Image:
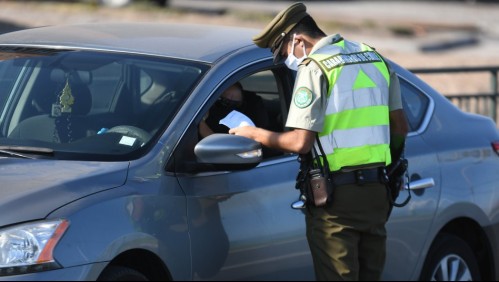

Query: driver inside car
<box><xmin>199</xmin><ymin>82</ymin><xmax>270</xmax><ymax>138</ymax></box>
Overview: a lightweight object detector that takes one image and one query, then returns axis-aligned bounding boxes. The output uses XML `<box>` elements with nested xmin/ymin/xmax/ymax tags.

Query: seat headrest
<box><xmin>71</xmin><ymin>84</ymin><xmax>93</xmax><ymax>115</ymax></box>
<box><xmin>50</xmin><ymin>69</ymin><xmax>92</xmax><ymax>85</ymax></box>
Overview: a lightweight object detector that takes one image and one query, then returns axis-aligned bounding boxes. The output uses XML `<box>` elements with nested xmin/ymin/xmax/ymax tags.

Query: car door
<box><xmin>383</xmin><ymin>77</ymin><xmax>442</xmax><ymax>280</ymax></box>
<box><xmin>172</xmin><ymin>67</ymin><xmax>315</xmax><ymax>281</ymax></box>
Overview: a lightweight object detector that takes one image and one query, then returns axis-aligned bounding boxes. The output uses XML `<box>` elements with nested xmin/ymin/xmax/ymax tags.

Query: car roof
<box><xmin>0</xmin><ymin>22</ymin><xmax>260</xmax><ymax>63</ymax></box>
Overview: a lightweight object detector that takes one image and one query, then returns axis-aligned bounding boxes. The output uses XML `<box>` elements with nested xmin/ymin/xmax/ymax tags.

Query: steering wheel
<box><xmin>152</xmin><ymin>90</ymin><xmax>176</xmax><ymax>105</ymax></box>
<box><xmin>106</xmin><ymin>125</ymin><xmax>152</xmax><ymax>145</ymax></box>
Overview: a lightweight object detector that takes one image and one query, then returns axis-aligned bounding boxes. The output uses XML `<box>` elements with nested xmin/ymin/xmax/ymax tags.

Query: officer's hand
<box><xmin>229</xmin><ymin>125</ymin><xmax>256</xmax><ymax>138</ymax></box>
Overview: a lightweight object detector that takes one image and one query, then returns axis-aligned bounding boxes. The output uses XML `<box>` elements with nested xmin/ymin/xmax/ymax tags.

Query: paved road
<box><xmin>172</xmin><ymin>0</ymin><xmax>499</xmax><ymax>32</ymax></box>
<box><xmin>0</xmin><ymin>0</ymin><xmax>498</xmax><ymax>68</ymax></box>
<box><xmin>169</xmin><ymin>0</ymin><xmax>499</xmax><ymax>58</ymax></box>
<box><xmin>0</xmin><ymin>1</ymin><xmax>497</xmax><ymax>109</ymax></box>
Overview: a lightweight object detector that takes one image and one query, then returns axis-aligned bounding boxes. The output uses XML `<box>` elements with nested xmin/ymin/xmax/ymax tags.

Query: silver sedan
<box><xmin>0</xmin><ymin>23</ymin><xmax>497</xmax><ymax>281</ymax></box>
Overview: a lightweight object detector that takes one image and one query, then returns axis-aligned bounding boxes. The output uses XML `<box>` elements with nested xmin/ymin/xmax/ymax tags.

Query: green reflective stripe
<box><xmin>324</xmin><ymin>144</ymin><xmax>392</xmax><ymax>172</ymax></box>
<box><xmin>361</xmin><ymin>44</ymin><xmax>390</xmax><ymax>86</ymax></box>
<box><xmin>374</xmin><ymin>62</ymin><xmax>390</xmax><ymax>85</ymax></box>
<box><xmin>307</xmin><ymin>52</ymin><xmax>343</xmax><ymax>96</ymax></box>
<box><xmin>335</xmin><ymin>40</ymin><xmax>345</xmax><ymax>49</ymax></box>
<box><xmin>328</xmin><ymin>67</ymin><xmax>342</xmax><ymax>97</ymax></box>
<box><xmin>321</xmin><ymin>106</ymin><xmax>389</xmax><ymax>134</ymax></box>
<box><xmin>353</xmin><ymin>69</ymin><xmax>377</xmax><ymax>89</ymax></box>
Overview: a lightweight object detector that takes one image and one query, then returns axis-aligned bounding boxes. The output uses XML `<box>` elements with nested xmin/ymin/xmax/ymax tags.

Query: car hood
<box><xmin>0</xmin><ymin>157</ymin><xmax>129</xmax><ymax>227</ymax></box>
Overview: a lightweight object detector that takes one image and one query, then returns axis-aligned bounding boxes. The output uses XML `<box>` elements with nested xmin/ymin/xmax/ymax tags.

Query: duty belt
<box><xmin>331</xmin><ymin>167</ymin><xmax>384</xmax><ymax>186</ymax></box>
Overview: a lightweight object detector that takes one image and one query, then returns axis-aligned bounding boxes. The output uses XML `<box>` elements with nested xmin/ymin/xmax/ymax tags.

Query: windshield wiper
<box><xmin>0</xmin><ymin>146</ymin><xmax>54</xmax><ymax>159</ymax></box>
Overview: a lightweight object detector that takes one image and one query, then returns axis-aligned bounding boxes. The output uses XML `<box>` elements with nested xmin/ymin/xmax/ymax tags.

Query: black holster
<box><xmin>295</xmin><ymin>140</ymin><xmax>334</xmax><ymax>208</ymax></box>
<box><xmin>385</xmin><ymin>157</ymin><xmax>410</xmax><ymax>209</ymax></box>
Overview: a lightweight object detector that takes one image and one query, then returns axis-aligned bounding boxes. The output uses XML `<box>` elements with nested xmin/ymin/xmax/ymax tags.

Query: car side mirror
<box><xmin>194</xmin><ymin>134</ymin><xmax>262</xmax><ymax>171</ymax></box>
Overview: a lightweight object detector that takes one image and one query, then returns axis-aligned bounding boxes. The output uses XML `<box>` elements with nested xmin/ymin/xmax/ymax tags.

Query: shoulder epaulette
<box><xmin>300</xmin><ymin>58</ymin><xmax>313</xmax><ymax>66</ymax></box>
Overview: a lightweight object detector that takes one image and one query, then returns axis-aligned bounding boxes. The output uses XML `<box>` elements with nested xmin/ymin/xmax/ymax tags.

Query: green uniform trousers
<box><xmin>305</xmin><ymin>182</ymin><xmax>390</xmax><ymax>281</ymax></box>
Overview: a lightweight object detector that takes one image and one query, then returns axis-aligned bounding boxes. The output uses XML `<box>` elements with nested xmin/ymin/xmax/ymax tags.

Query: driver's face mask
<box><xmin>284</xmin><ymin>34</ymin><xmax>307</xmax><ymax>71</ymax></box>
<box><xmin>216</xmin><ymin>97</ymin><xmax>243</xmax><ymax>111</ymax></box>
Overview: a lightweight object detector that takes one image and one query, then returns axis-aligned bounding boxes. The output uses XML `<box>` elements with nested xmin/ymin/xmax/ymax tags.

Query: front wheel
<box><xmin>420</xmin><ymin>233</ymin><xmax>481</xmax><ymax>281</ymax></box>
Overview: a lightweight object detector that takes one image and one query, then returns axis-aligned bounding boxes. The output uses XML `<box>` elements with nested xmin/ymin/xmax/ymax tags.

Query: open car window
<box><xmin>171</xmin><ymin>66</ymin><xmax>295</xmax><ymax>174</ymax></box>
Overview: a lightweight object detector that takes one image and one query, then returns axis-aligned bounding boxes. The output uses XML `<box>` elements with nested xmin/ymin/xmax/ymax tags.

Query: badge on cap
<box><xmin>294</xmin><ymin>87</ymin><xmax>314</xmax><ymax>108</ymax></box>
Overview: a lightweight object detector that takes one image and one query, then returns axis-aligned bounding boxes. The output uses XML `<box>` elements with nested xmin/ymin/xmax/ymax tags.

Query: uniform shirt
<box><xmin>285</xmin><ymin>34</ymin><xmax>403</xmax><ymax>132</ymax></box>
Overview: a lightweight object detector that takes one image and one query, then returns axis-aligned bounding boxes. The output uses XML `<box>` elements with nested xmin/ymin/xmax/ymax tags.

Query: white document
<box><xmin>219</xmin><ymin>110</ymin><xmax>255</xmax><ymax>129</ymax></box>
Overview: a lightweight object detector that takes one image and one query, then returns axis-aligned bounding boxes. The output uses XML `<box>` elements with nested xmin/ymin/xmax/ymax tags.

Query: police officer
<box><xmin>230</xmin><ymin>2</ymin><xmax>409</xmax><ymax>281</ymax></box>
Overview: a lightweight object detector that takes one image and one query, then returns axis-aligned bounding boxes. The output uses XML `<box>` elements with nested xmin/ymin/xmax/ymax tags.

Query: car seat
<box><xmin>9</xmin><ymin>70</ymin><xmax>94</xmax><ymax>143</ymax></box>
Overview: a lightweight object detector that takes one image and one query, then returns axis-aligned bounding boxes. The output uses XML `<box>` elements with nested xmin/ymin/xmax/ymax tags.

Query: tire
<box><xmin>420</xmin><ymin>234</ymin><xmax>481</xmax><ymax>281</ymax></box>
<box><xmin>98</xmin><ymin>266</ymin><xmax>149</xmax><ymax>281</ymax></box>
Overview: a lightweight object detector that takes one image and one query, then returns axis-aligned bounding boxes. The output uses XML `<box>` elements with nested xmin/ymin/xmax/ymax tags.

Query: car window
<box><xmin>197</xmin><ymin>69</ymin><xmax>286</xmax><ymax>159</ymax></box>
<box><xmin>173</xmin><ymin>67</ymin><xmax>293</xmax><ymax>173</ymax></box>
<box><xmin>86</xmin><ymin>61</ymin><xmax>123</xmax><ymax>114</ymax></box>
<box><xmin>399</xmin><ymin>78</ymin><xmax>430</xmax><ymax>132</ymax></box>
<box><xmin>0</xmin><ymin>59</ymin><xmax>22</xmax><ymax>120</ymax></box>
<box><xmin>0</xmin><ymin>48</ymin><xmax>208</xmax><ymax>161</ymax></box>
<box><xmin>240</xmin><ymin>70</ymin><xmax>285</xmax><ymax>134</ymax></box>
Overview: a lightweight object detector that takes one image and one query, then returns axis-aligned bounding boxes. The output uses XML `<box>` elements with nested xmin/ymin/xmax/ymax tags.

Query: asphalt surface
<box><xmin>0</xmin><ymin>0</ymin><xmax>499</xmax><ymax>96</ymax></box>
<box><xmin>174</xmin><ymin>0</ymin><xmax>499</xmax><ymax>30</ymax></box>
<box><xmin>170</xmin><ymin>0</ymin><xmax>499</xmax><ymax>60</ymax></box>
<box><xmin>1</xmin><ymin>0</ymin><xmax>498</xmax><ymax>64</ymax></box>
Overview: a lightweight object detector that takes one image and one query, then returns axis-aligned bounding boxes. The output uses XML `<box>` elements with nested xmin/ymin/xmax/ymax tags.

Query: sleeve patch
<box><xmin>294</xmin><ymin>87</ymin><xmax>314</xmax><ymax>108</ymax></box>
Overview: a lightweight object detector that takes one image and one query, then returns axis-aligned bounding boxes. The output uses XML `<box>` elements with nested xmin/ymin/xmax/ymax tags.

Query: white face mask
<box><xmin>285</xmin><ymin>34</ymin><xmax>307</xmax><ymax>71</ymax></box>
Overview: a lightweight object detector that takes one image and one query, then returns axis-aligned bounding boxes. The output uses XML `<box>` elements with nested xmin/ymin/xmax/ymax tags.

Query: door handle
<box><xmin>406</xmin><ymin>178</ymin><xmax>435</xmax><ymax>190</ymax></box>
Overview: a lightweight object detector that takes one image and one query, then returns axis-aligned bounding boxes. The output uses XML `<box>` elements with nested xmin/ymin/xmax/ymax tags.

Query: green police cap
<box><xmin>252</xmin><ymin>2</ymin><xmax>309</xmax><ymax>63</ymax></box>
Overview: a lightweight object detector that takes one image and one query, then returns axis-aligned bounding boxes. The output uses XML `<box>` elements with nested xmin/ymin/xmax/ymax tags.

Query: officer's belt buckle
<box><xmin>355</xmin><ymin>170</ymin><xmax>366</xmax><ymax>185</ymax></box>
<box><xmin>332</xmin><ymin>168</ymin><xmax>381</xmax><ymax>186</ymax></box>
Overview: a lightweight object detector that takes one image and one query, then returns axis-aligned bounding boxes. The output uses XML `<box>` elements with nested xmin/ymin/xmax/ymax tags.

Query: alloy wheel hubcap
<box><xmin>431</xmin><ymin>254</ymin><xmax>472</xmax><ymax>281</ymax></box>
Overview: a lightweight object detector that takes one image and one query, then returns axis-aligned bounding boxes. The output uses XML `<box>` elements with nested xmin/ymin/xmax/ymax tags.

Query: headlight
<box><xmin>0</xmin><ymin>219</ymin><xmax>69</xmax><ymax>276</ymax></box>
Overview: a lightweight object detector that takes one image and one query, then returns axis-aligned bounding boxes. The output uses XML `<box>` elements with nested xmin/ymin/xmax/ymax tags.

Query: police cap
<box><xmin>252</xmin><ymin>2</ymin><xmax>309</xmax><ymax>63</ymax></box>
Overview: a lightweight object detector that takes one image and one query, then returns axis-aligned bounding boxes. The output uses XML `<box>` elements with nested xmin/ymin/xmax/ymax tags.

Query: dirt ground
<box><xmin>0</xmin><ymin>0</ymin><xmax>499</xmax><ymax>96</ymax></box>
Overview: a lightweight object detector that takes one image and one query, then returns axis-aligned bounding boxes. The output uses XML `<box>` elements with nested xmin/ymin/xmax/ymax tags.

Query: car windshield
<box><xmin>0</xmin><ymin>48</ymin><xmax>208</xmax><ymax>161</ymax></box>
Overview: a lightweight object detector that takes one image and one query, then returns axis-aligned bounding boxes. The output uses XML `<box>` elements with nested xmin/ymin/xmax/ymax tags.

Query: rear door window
<box><xmin>399</xmin><ymin>78</ymin><xmax>431</xmax><ymax>132</ymax></box>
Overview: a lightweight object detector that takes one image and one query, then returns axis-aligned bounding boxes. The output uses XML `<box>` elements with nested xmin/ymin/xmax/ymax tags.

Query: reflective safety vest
<box><xmin>307</xmin><ymin>39</ymin><xmax>392</xmax><ymax>172</ymax></box>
